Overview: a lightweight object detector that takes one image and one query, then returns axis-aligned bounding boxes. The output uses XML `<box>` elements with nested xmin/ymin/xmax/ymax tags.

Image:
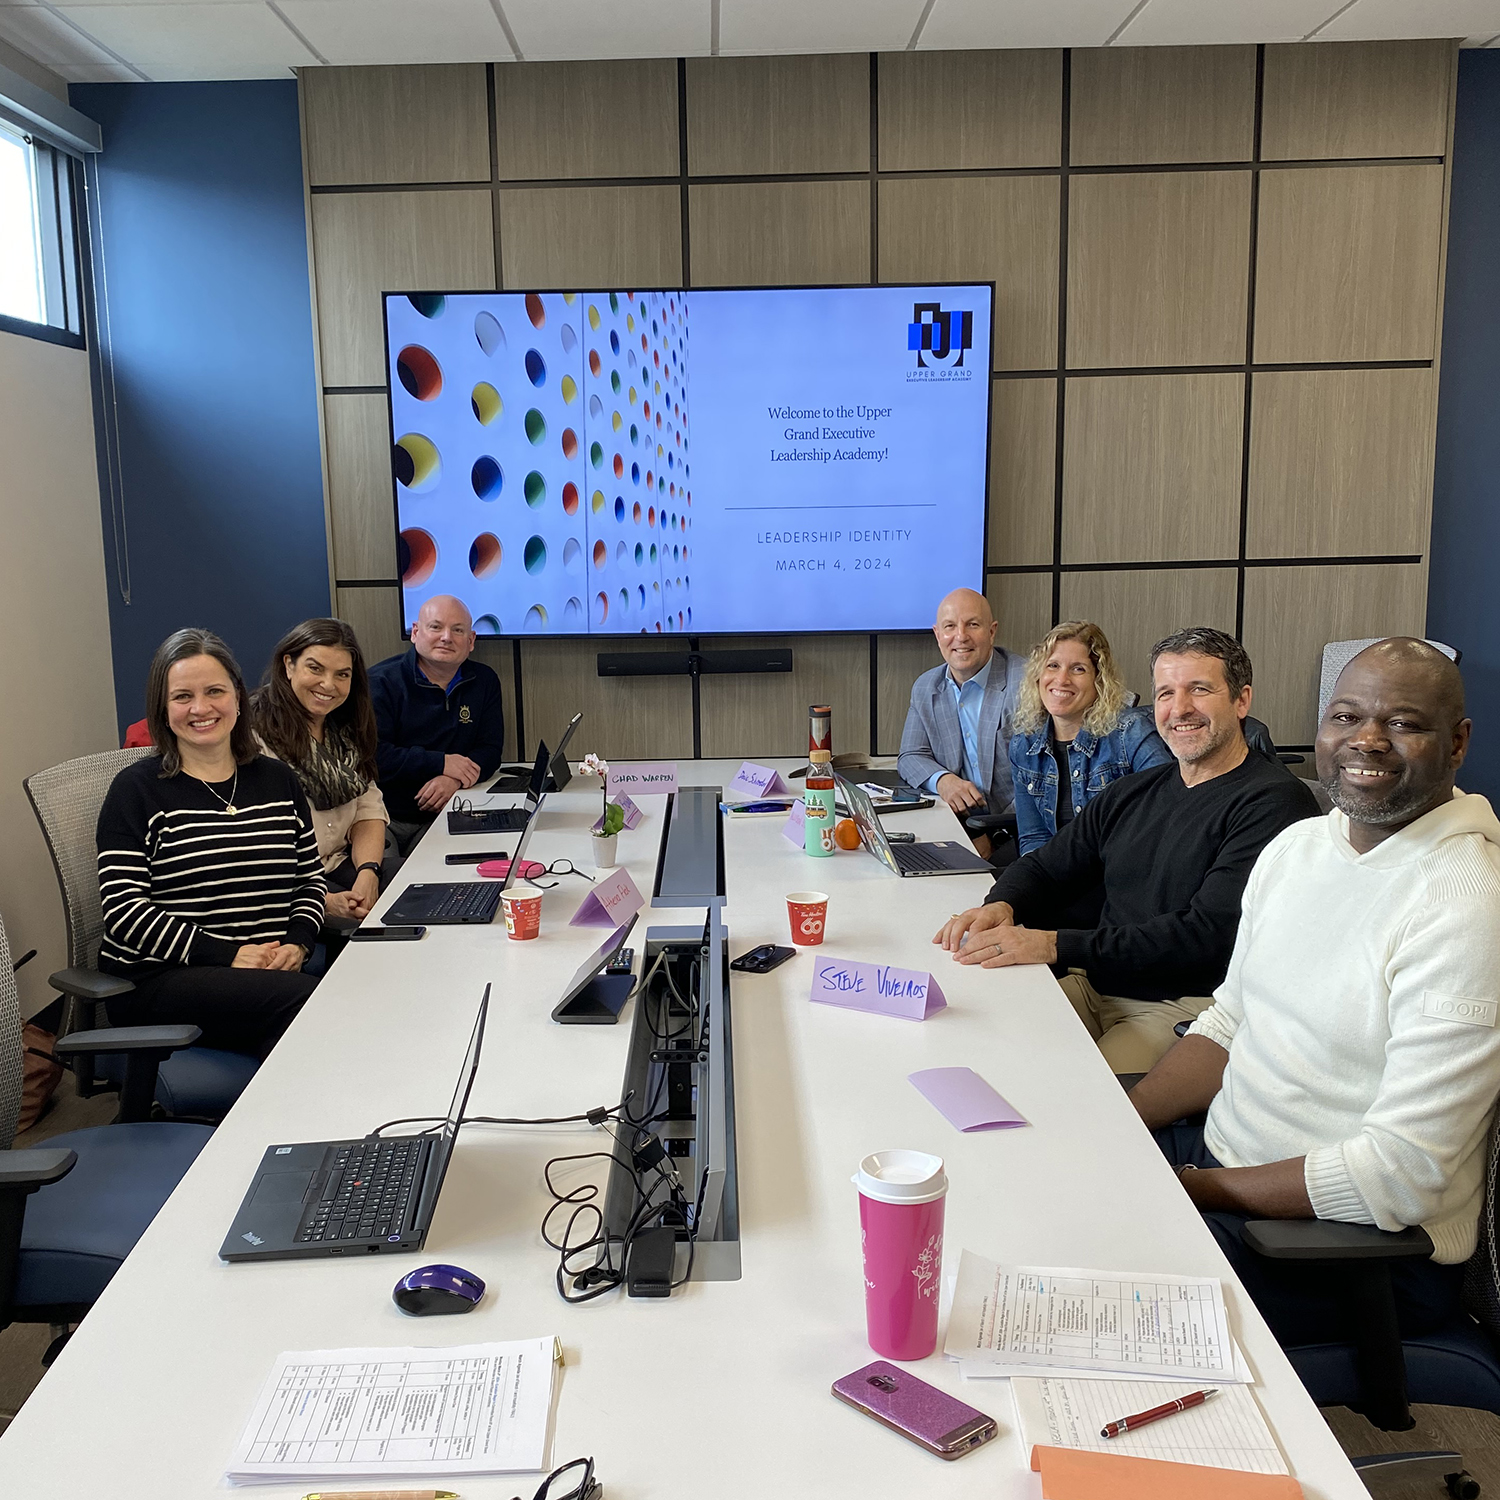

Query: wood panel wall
<box><xmin>300</xmin><ymin>39</ymin><xmax>1456</xmax><ymax>756</ymax></box>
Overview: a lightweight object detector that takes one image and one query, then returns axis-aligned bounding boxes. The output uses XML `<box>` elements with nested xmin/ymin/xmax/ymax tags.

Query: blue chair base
<box><xmin>1286</xmin><ymin>1319</ymin><xmax>1500</xmax><ymax>1418</ymax></box>
<box><xmin>15</xmin><ymin>1121</ymin><xmax>210</xmax><ymax>1312</ymax></box>
<box><xmin>97</xmin><ymin>1047</ymin><xmax>258</xmax><ymax>1121</ymax></box>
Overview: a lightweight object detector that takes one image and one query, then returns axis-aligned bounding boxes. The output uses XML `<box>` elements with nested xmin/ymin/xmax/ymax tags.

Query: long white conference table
<box><xmin>0</xmin><ymin>761</ymin><xmax>1365</xmax><ymax>1498</ymax></box>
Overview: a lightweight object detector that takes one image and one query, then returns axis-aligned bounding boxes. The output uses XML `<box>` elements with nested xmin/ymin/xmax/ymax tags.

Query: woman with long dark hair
<box><xmin>252</xmin><ymin>618</ymin><xmax>395</xmax><ymax>922</ymax></box>
<box><xmin>96</xmin><ymin>628</ymin><xmax>326</xmax><ymax>1058</ymax></box>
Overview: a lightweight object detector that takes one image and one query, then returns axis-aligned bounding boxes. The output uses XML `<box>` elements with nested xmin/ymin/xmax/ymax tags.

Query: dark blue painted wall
<box><xmin>1430</xmin><ymin>50</ymin><xmax>1500</xmax><ymax>800</ymax></box>
<box><xmin>70</xmin><ymin>80</ymin><xmax>328</xmax><ymax>733</ymax></box>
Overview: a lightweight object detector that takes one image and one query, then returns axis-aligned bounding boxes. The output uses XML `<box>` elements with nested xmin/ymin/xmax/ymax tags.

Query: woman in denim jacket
<box><xmin>1009</xmin><ymin>621</ymin><xmax>1172</xmax><ymax>856</ymax></box>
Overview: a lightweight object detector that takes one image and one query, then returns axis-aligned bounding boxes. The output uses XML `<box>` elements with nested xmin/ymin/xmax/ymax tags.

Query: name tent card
<box><xmin>724</xmin><ymin>761</ymin><xmax>795</xmax><ymax>802</ymax></box>
<box><xmin>570</xmin><ymin>868</ymin><xmax>645</xmax><ymax>929</ymax></box>
<box><xmin>591</xmin><ymin>794</ymin><xmax>644</xmax><ymax>833</ymax></box>
<box><xmin>782</xmin><ymin>801</ymin><xmax>807</xmax><ymax>845</ymax></box>
<box><xmin>606</xmin><ymin>763</ymin><xmax>678</xmax><ymax>795</ymax></box>
<box><xmin>809</xmin><ymin>956</ymin><xmax>946</xmax><ymax>1022</ymax></box>
<box><xmin>909</xmin><ymin>1067</ymin><xmax>1028</xmax><ymax>1131</ymax></box>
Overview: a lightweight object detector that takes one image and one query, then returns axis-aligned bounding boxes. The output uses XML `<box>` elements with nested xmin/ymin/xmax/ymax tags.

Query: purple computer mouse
<box><xmin>393</xmin><ymin>1263</ymin><xmax>486</xmax><ymax>1316</ymax></box>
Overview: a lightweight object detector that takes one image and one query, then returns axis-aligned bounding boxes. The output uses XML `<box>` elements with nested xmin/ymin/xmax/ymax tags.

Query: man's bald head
<box><xmin>1345</xmin><ymin>637</ymin><xmax>1465</xmax><ymax>727</ymax></box>
<box><xmin>933</xmin><ymin>588</ymin><xmax>998</xmax><ymax>684</ymax></box>
<box><xmin>418</xmin><ymin>594</ymin><xmax>473</xmax><ymax>632</ymax></box>
<box><xmin>411</xmin><ymin>594</ymin><xmax>476</xmax><ymax>678</ymax></box>
<box><xmin>1315</xmin><ymin>636</ymin><xmax>1471</xmax><ymax>848</ymax></box>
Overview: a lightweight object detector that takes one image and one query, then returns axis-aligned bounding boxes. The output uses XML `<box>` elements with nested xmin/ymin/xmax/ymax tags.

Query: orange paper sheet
<box><xmin>1031</xmin><ymin>1445</ymin><xmax>1304</xmax><ymax>1499</ymax></box>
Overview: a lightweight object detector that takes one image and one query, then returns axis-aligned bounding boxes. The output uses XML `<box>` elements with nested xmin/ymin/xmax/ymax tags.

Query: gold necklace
<box><xmin>198</xmin><ymin>767</ymin><xmax>239</xmax><ymax>816</ymax></box>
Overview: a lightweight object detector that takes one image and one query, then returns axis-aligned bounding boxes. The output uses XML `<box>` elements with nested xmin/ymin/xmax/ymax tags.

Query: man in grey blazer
<box><xmin>898</xmin><ymin>588</ymin><xmax>1022</xmax><ymax>853</ymax></box>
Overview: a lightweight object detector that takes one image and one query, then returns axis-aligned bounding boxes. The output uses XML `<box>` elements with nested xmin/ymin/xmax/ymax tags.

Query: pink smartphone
<box><xmin>831</xmin><ymin>1361</ymin><xmax>997</xmax><ymax>1461</ymax></box>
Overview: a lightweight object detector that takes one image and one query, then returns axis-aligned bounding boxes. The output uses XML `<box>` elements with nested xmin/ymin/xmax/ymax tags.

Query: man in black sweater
<box><xmin>935</xmin><ymin>627</ymin><xmax>1319</xmax><ymax>1073</ymax></box>
<box><xmin>369</xmin><ymin>595</ymin><xmax>506</xmax><ymax>853</ymax></box>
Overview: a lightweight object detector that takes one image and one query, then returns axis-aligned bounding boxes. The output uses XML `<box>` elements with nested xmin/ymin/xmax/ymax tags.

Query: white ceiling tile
<box><xmin>0</xmin><ymin>3</ymin><xmax>127</xmax><ymax>71</ymax></box>
<box><xmin>1118</xmin><ymin>0</ymin><xmax>1340</xmax><ymax>45</ymax></box>
<box><xmin>501</xmin><ymin>0</ymin><xmax>710</xmax><ymax>60</ymax></box>
<box><xmin>918</xmin><ymin>0</ymin><xmax>1138</xmax><ymax>49</ymax></box>
<box><xmin>1316</xmin><ymin>0</ymin><xmax>1500</xmax><ymax>39</ymax></box>
<box><xmin>57</xmin><ymin>3</ymin><xmax>315</xmax><ymax>78</ymax></box>
<box><xmin>280</xmin><ymin>0</ymin><xmax>510</xmax><ymax>65</ymax></box>
<box><xmin>719</xmin><ymin>0</ymin><xmax>925</xmax><ymax>55</ymax></box>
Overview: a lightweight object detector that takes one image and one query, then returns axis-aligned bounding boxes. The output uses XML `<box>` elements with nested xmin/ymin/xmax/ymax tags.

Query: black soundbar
<box><xmin>596</xmin><ymin>648</ymin><xmax>793</xmax><ymax>678</ymax></box>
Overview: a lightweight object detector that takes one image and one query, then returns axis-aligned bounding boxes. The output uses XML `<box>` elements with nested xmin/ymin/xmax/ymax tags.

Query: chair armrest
<box><xmin>48</xmin><ymin>967</ymin><xmax>135</xmax><ymax>1002</ymax></box>
<box><xmin>1277</xmin><ymin>752</ymin><xmax>1307</xmax><ymax>766</ymax></box>
<box><xmin>1243</xmin><ymin>1219</ymin><xmax>1434</xmax><ymax>1261</ymax></box>
<box><xmin>55</xmin><ymin>1024</ymin><xmax>201</xmax><ymax>1056</ymax></box>
<box><xmin>0</xmin><ymin>1148</ymin><xmax>77</xmax><ymax>1190</ymax></box>
<box><xmin>962</xmin><ymin>813</ymin><xmax>1016</xmax><ymax>838</ymax></box>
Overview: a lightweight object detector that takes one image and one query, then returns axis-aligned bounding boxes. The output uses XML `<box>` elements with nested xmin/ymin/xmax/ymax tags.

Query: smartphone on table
<box><xmin>348</xmin><ymin>925</ymin><xmax>427</xmax><ymax>942</ymax></box>
<box><xmin>831</xmin><ymin>1362</ymin><xmax>997</xmax><ymax>1460</ymax></box>
<box><xmin>729</xmin><ymin>944</ymin><xmax>797</xmax><ymax>974</ymax></box>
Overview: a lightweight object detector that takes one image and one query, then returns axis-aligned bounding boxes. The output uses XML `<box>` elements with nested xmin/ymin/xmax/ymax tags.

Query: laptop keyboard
<box><xmin>419</xmin><ymin>884</ymin><xmax>501</xmax><ymax>921</ymax></box>
<box><xmin>896</xmin><ymin>841</ymin><xmax>955</xmax><ymax>873</ymax></box>
<box><xmin>296</xmin><ymin>1137</ymin><xmax>423</xmax><ymax>1244</ymax></box>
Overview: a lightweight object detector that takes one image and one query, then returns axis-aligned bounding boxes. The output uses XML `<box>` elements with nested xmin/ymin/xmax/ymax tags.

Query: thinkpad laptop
<box><xmin>388</xmin><ymin>772</ymin><xmax>552</xmax><ymax>924</ymax></box>
<box><xmin>382</xmin><ymin>879</ymin><xmax>503</xmax><ymax>925</ymax></box>
<box><xmin>487</xmin><ymin>711</ymin><xmax>582</xmax><ymax>794</ymax></box>
<box><xmin>448</xmin><ymin>740</ymin><xmax>549</xmax><ymax>835</ymax></box>
<box><xmin>837</xmin><ymin>774</ymin><xmax>994</xmax><ymax>878</ymax></box>
<box><xmin>220</xmin><ymin>986</ymin><xmax>489</xmax><ymax>1262</ymax></box>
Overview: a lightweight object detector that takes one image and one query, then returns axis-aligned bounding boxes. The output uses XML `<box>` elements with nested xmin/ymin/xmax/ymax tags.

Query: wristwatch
<box><xmin>355</xmin><ymin>861</ymin><xmax>382</xmax><ymax>879</ymax></box>
<box><xmin>1175</xmin><ymin>1163</ymin><xmax>1198</xmax><ymax>1182</ymax></box>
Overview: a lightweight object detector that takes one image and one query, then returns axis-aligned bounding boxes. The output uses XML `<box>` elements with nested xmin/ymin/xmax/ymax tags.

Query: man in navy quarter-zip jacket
<box><xmin>369</xmin><ymin>595</ymin><xmax>505</xmax><ymax>853</ymax></box>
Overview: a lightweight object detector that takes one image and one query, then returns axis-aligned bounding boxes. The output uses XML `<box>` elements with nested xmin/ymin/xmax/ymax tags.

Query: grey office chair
<box><xmin>1241</xmin><ymin>1100</ymin><xmax>1500</xmax><ymax>1500</ymax></box>
<box><xmin>24</xmin><ymin>747</ymin><xmax>257</xmax><ymax>1121</ymax></box>
<box><xmin>1318</xmin><ymin>638</ymin><xmax>1461</xmax><ymax>725</ymax></box>
<box><xmin>0</xmin><ymin>912</ymin><xmax>209</xmax><ymax>1359</ymax></box>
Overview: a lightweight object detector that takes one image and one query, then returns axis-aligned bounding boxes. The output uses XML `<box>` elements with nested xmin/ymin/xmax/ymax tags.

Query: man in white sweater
<box><xmin>1130</xmin><ymin>638</ymin><xmax>1500</xmax><ymax>1344</ymax></box>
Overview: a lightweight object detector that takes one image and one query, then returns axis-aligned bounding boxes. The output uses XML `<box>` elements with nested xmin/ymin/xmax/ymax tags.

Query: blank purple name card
<box><xmin>908</xmin><ymin>1067</ymin><xmax>1028</xmax><ymax>1131</ymax></box>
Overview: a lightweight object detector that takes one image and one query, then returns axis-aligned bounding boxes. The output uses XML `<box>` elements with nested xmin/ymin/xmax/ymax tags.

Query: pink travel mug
<box><xmin>853</xmin><ymin>1149</ymin><xmax>947</xmax><ymax>1361</ymax></box>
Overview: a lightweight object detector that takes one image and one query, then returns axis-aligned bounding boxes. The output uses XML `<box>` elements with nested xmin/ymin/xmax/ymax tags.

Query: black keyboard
<box><xmin>895</xmin><ymin>841</ymin><xmax>954</xmax><ymax>873</ymax></box>
<box><xmin>297</xmin><ymin>1137</ymin><xmax>424</xmax><ymax>1244</ymax></box>
<box><xmin>425</xmin><ymin>884</ymin><xmax>501</xmax><ymax>921</ymax></box>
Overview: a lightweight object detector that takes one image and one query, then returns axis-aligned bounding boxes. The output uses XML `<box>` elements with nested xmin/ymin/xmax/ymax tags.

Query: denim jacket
<box><xmin>1008</xmin><ymin>706</ymin><xmax>1173</xmax><ymax>855</ymax></box>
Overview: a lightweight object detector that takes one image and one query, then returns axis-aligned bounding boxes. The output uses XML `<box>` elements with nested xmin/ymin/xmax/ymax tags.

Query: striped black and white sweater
<box><xmin>97</xmin><ymin>754</ymin><xmax>327</xmax><ymax>979</ymax></box>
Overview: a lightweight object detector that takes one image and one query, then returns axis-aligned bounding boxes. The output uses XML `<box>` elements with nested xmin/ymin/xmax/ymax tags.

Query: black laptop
<box><xmin>220</xmin><ymin>987</ymin><xmax>489</xmax><ymax>1262</ymax></box>
<box><xmin>448</xmin><ymin>739</ymin><xmax>549</xmax><ymax>835</ymax></box>
<box><xmin>487</xmin><ymin>712</ymin><xmax>583</xmax><ymax>794</ymax></box>
<box><xmin>388</xmin><ymin>768</ymin><xmax>553</xmax><ymax>925</ymax></box>
<box><xmin>837</xmin><ymin>774</ymin><xmax>994</xmax><ymax>877</ymax></box>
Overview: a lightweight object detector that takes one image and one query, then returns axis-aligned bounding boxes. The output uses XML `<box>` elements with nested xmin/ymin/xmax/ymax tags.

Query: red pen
<box><xmin>1100</xmin><ymin>1387</ymin><xmax>1218</xmax><ymax>1438</ymax></box>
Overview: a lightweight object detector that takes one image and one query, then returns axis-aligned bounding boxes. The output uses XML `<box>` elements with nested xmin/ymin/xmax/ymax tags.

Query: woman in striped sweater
<box><xmin>97</xmin><ymin>628</ymin><xmax>328</xmax><ymax>1058</ymax></box>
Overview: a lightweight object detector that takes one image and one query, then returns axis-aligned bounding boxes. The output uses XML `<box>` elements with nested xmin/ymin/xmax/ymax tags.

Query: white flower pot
<box><xmin>592</xmin><ymin>832</ymin><xmax>618</xmax><ymax>869</ymax></box>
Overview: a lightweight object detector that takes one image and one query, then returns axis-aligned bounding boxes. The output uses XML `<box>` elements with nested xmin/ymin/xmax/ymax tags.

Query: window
<box><xmin>0</xmin><ymin>120</ymin><xmax>83</xmax><ymax>345</ymax></box>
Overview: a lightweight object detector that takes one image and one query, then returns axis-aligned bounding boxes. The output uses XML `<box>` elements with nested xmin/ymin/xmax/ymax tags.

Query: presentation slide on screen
<box><xmin>386</xmin><ymin>283</ymin><xmax>992</xmax><ymax>636</ymax></box>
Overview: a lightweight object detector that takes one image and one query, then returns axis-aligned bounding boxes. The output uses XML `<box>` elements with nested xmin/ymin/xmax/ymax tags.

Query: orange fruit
<box><xmin>834</xmin><ymin>818</ymin><xmax>861</xmax><ymax>850</ymax></box>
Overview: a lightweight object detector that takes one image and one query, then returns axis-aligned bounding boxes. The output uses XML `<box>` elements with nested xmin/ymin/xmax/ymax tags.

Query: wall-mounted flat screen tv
<box><xmin>384</xmin><ymin>282</ymin><xmax>993</xmax><ymax>636</ymax></box>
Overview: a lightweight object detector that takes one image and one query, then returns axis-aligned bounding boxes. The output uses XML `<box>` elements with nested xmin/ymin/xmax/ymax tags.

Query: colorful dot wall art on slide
<box><xmin>386</xmin><ymin>290</ymin><xmax>691</xmax><ymax>636</ymax></box>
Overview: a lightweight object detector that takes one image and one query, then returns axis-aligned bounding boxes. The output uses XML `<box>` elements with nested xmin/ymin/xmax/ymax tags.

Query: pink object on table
<box><xmin>809</xmin><ymin>956</ymin><xmax>946</xmax><ymax>1021</ymax></box>
<box><xmin>908</xmin><ymin>1067</ymin><xmax>1029</xmax><ymax>1131</ymax></box>
<box><xmin>725</xmin><ymin>761</ymin><xmax>794</xmax><ymax>801</ymax></box>
<box><xmin>606</xmin><ymin>762</ymin><xmax>677</xmax><ymax>795</ymax></box>
<box><xmin>591</xmin><ymin>794</ymin><xmax>643</xmax><ymax>833</ymax></box>
<box><xmin>854</xmin><ymin>1149</ymin><xmax>947</xmax><ymax>1361</ymax></box>
<box><xmin>786</xmin><ymin>891</ymin><xmax>829</xmax><ymax>946</ymax></box>
<box><xmin>477</xmin><ymin>857</ymin><xmax>546</xmax><ymax>881</ymax></box>
<box><xmin>782</xmin><ymin>801</ymin><xmax>807</xmax><ymax>845</ymax></box>
<box><xmin>570</xmin><ymin>867</ymin><xmax>645</xmax><ymax>928</ymax></box>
